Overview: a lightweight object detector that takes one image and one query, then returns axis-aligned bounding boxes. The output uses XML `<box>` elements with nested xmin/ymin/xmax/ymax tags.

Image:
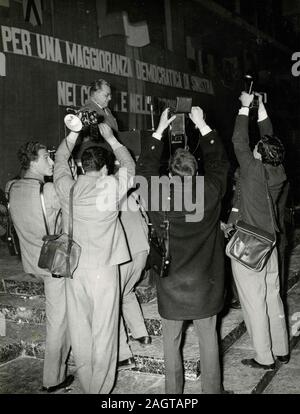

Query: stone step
<box><xmin>0</xmin><ymin>235</ymin><xmax>300</xmax><ymax>383</ymax></box>
<box><xmin>2</xmin><ymin>281</ymin><xmax>300</xmax><ymax>395</ymax></box>
<box><xmin>0</xmin><ymin>299</ymin><xmax>244</xmax><ymax>379</ymax></box>
<box><xmin>0</xmin><ymin>336</ymin><xmax>23</xmax><ymax>366</ymax></box>
<box><xmin>0</xmin><ymin>289</ymin><xmax>244</xmax><ymax>340</ymax></box>
<box><xmin>0</xmin><ymin>356</ymin><xmax>204</xmax><ymax>394</ymax></box>
<box><xmin>222</xmin><ymin>280</ymin><xmax>300</xmax><ymax>394</ymax></box>
<box><xmin>0</xmin><ymin>273</ymin><xmax>156</xmax><ymax>304</ymax></box>
<box><xmin>1</xmin><ymin>272</ymin><xmax>300</xmax><ymax>379</ymax></box>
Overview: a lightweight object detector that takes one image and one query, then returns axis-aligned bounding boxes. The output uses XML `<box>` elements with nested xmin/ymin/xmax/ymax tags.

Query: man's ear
<box><xmin>29</xmin><ymin>159</ymin><xmax>37</xmax><ymax>171</ymax></box>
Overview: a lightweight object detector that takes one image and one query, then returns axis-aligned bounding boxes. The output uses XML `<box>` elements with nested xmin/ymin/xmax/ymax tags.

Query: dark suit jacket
<box><xmin>232</xmin><ymin>115</ymin><xmax>287</xmax><ymax>234</ymax></box>
<box><xmin>137</xmin><ymin>131</ymin><xmax>229</xmax><ymax>320</ymax></box>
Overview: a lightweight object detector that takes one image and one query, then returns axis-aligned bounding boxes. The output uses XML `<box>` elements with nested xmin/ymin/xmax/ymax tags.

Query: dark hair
<box><xmin>90</xmin><ymin>79</ymin><xmax>110</xmax><ymax>95</ymax></box>
<box><xmin>257</xmin><ymin>135</ymin><xmax>285</xmax><ymax>166</ymax></box>
<box><xmin>18</xmin><ymin>141</ymin><xmax>47</xmax><ymax>171</ymax></box>
<box><xmin>81</xmin><ymin>146</ymin><xmax>110</xmax><ymax>172</ymax></box>
<box><xmin>169</xmin><ymin>148</ymin><xmax>198</xmax><ymax>177</ymax></box>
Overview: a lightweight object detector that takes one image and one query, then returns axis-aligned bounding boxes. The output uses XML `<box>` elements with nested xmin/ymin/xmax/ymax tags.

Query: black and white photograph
<box><xmin>0</xmin><ymin>0</ymin><xmax>300</xmax><ymax>401</ymax></box>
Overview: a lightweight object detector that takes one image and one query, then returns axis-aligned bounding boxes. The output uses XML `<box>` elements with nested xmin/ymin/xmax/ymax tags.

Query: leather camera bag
<box><xmin>225</xmin><ymin>168</ymin><xmax>276</xmax><ymax>272</ymax></box>
<box><xmin>225</xmin><ymin>220</ymin><xmax>275</xmax><ymax>271</ymax></box>
<box><xmin>38</xmin><ymin>183</ymin><xmax>81</xmax><ymax>278</ymax></box>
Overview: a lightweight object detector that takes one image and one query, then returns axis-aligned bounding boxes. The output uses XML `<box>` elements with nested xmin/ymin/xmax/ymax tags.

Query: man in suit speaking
<box><xmin>81</xmin><ymin>79</ymin><xmax>118</xmax><ymax>134</ymax></box>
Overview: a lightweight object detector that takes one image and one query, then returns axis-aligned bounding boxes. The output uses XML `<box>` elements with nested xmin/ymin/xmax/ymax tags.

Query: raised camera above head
<box><xmin>166</xmin><ymin>97</ymin><xmax>193</xmax><ymax>156</ymax></box>
<box><xmin>168</xmin><ymin>97</ymin><xmax>192</xmax><ymax>137</ymax></box>
<box><xmin>66</xmin><ymin>106</ymin><xmax>102</xmax><ymax>127</ymax></box>
<box><xmin>243</xmin><ymin>75</ymin><xmax>267</xmax><ymax>108</ymax></box>
<box><xmin>169</xmin><ymin>97</ymin><xmax>192</xmax><ymax>117</ymax></box>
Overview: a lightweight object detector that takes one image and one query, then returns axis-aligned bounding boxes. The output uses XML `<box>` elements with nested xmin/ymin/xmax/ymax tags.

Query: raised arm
<box><xmin>136</xmin><ymin>108</ymin><xmax>175</xmax><ymax>180</ymax></box>
<box><xmin>54</xmin><ymin>127</ymin><xmax>80</xmax><ymax>199</ymax></box>
<box><xmin>98</xmin><ymin>123</ymin><xmax>135</xmax><ymax>202</ymax></box>
<box><xmin>189</xmin><ymin>107</ymin><xmax>229</xmax><ymax>196</ymax></box>
<box><xmin>232</xmin><ymin>92</ymin><xmax>256</xmax><ymax>173</ymax></box>
<box><xmin>256</xmin><ymin>94</ymin><xmax>273</xmax><ymax>137</ymax></box>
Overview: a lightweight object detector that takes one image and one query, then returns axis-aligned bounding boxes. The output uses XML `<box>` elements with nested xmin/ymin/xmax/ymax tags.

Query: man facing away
<box><xmin>137</xmin><ymin>107</ymin><xmax>230</xmax><ymax>394</ymax></box>
<box><xmin>229</xmin><ymin>92</ymin><xmax>289</xmax><ymax>370</ymax></box>
<box><xmin>54</xmin><ymin>121</ymin><xmax>135</xmax><ymax>393</ymax></box>
<box><xmin>9</xmin><ymin>142</ymin><xmax>73</xmax><ymax>392</ymax></box>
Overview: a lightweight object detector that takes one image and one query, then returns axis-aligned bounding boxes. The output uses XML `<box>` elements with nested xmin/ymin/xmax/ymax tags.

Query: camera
<box><xmin>168</xmin><ymin>97</ymin><xmax>192</xmax><ymax>153</ymax></box>
<box><xmin>65</xmin><ymin>106</ymin><xmax>102</xmax><ymax>128</ymax></box>
<box><xmin>244</xmin><ymin>75</ymin><xmax>267</xmax><ymax>108</ymax></box>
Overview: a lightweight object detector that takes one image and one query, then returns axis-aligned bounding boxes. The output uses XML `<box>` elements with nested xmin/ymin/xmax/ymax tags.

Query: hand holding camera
<box><xmin>239</xmin><ymin>91</ymin><xmax>254</xmax><ymax>108</ymax></box>
<box><xmin>64</xmin><ymin>107</ymin><xmax>102</xmax><ymax>132</ymax></box>
<box><xmin>156</xmin><ymin>108</ymin><xmax>176</xmax><ymax>137</ymax></box>
<box><xmin>98</xmin><ymin>123</ymin><xmax>114</xmax><ymax>142</ymax></box>
<box><xmin>189</xmin><ymin>106</ymin><xmax>206</xmax><ymax>129</ymax></box>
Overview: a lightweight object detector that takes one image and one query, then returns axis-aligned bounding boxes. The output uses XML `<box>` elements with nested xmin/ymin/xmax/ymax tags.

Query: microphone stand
<box><xmin>147</xmin><ymin>97</ymin><xmax>155</xmax><ymax>131</ymax></box>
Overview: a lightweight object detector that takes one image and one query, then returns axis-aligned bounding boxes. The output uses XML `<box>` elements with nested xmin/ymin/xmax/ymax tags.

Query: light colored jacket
<box><xmin>9</xmin><ymin>177</ymin><xmax>60</xmax><ymax>276</ymax></box>
<box><xmin>119</xmin><ymin>193</ymin><xmax>149</xmax><ymax>258</ymax></box>
<box><xmin>54</xmin><ymin>138</ymin><xmax>135</xmax><ymax>269</ymax></box>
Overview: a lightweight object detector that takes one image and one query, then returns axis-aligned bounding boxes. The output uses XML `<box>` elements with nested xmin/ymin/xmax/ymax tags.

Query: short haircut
<box><xmin>81</xmin><ymin>146</ymin><xmax>110</xmax><ymax>173</ymax></box>
<box><xmin>169</xmin><ymin>148</ymin><xmax>198</xmax><ymax>177</ymax></box>
<box><xmin>90</xmin><ymin>79</ymin><xmax>110</xmax><ymax>95</ymax></box>
<box><xmin>257</xmin><ymin>135</ymin><xmax>285</xmax><ymax>166</ymax></box>
<box><xmin>18</xmin><ymin>141</ymin><xmax>47</xmax><ymax>171</ymax></box>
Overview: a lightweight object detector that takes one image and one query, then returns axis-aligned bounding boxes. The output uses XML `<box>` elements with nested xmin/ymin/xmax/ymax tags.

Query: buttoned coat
<box><xmin>137</xmin><ymin>131</ymin><xmax>229</xmax><ymax>320</ymax></box>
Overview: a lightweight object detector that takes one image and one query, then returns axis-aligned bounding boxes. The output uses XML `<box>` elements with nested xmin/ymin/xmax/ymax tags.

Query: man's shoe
<box><xmin>132</xmin><ymin>336</ymin><xmax>152</xmax><ymax>345</ymax></box>
<box><xmin>118</xmin><ymin>357</ymin><xmax>136</xmax><ymax>371</ymax></box>
<box><xmin>241</xmin><ymin>358</ymin><xmax>275</xmax><ymax>370</ymax></box>
<box><xmin>276</xmin><ymin>354</ymin><xmax>290</xmax><ymax>364</ymax></box>
<box><xmin>41</xmin><ymin>375</ymin><xmax>74</xmax><ymax>393</ymax></box>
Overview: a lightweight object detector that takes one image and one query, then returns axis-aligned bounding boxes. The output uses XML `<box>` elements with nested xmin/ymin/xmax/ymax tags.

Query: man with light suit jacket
<box><xmin>54</xmin><ymin>119</ymin><xmax>135</xmax><ymax>394</ymax></box>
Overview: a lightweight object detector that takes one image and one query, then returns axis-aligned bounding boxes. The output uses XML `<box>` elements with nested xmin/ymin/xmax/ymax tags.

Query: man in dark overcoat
<box><xmin>136</xmin><ymin>107</ymin><xmax>229</xmax><ymax>394</ymax></box>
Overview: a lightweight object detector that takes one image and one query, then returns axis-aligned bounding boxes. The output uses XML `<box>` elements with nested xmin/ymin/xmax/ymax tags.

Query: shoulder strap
<box><xmin>132</xmin><ymin>191</ymin><xmax>149</xmax><ymax>225</ymax></box>
<box><xmin>162</xmin><ymin>210</ymin><xmax>170</xmax><ymax>259</ymax></box>
<box><xmin>6</xmin><ymin>181</ymin><xmax>16</xmax><ymax>210</ymax></box>
<box><xmin>6</xmin><ymin>181</ymin><xmax>17</xmax><ymax>239</ymax></box>
<box><xmin>68</xmin><ymin>183</ymin><xmax>76</xmax><ymax>239</ymax></box>
<box><xmin>236</xmin><ymin>176</ymin><xmax>242</xmax><ymax>221</ymax></box>
<box><xmin>263</xmin><ymin>167</ymin><xmax>278</xmax><ymax>237</ymax></box>
<box><xmin>22</xmin><ymin>178</ymin><xmax>50</xmax><ymax>235</ymax></box>
<box><xmin>39</xmin><ymin>183</ymin><xmax>50</xmax><ymax>235</ymax></box>
<box><xmin>66</xmin><ymin>183</ymin><xmax>76</xmax><ymax>277</ymax></box>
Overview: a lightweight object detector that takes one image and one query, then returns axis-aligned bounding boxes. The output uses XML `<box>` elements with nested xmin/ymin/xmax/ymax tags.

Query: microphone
<box><xmin>147</xmin><ymin>96</ymin><xmax>155</xmax><ymax>131</ymax></box>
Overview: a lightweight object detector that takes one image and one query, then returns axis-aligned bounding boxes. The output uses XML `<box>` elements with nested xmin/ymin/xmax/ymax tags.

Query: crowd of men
<box><xmin>6</xmin><ymin>79</ymin><xmax>290</xmax><ymax>394</ymax></box>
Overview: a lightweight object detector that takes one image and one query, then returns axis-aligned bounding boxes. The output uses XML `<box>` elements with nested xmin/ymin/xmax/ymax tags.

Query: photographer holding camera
<box><xmin>54</xmin><ymin>121</ymin><xmax>135</xmax><ymax>393</ymax></box>
<box><xmin>229</xmin><ymin>91</ymin><xmax>289</xmax><ymax>370</ymax></box>
<box><xmin>137</xmin><ymin>106</ymin><xmax>230</xmax><ymax>394</ymax></box>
